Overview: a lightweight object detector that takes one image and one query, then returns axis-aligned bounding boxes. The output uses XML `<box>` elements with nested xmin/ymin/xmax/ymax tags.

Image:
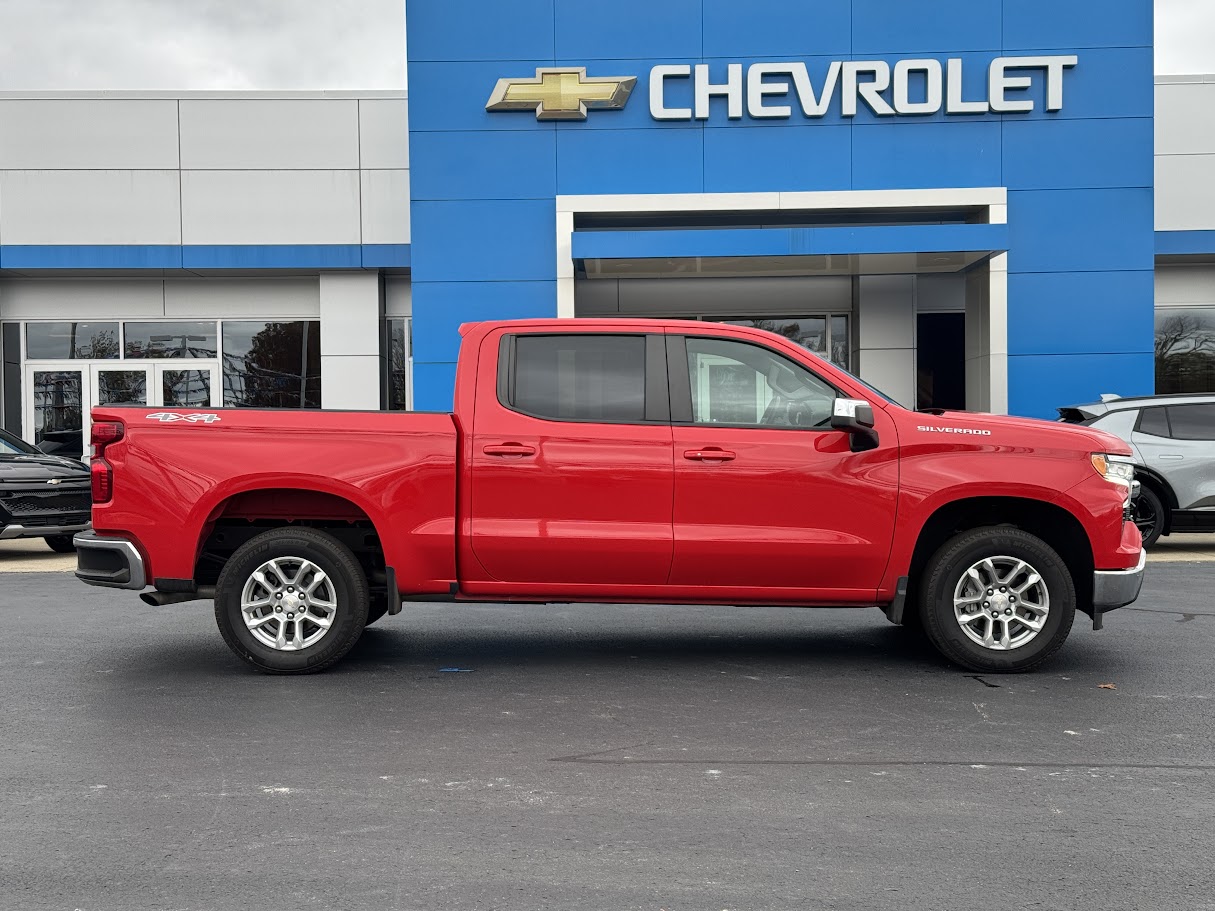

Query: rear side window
<box><xmin>1135</xmin><ymin>407</ymin><xmax>1170</xmax><ymax>438</ymax></box>
<box><xmin>510</xmin><ymin>334</ymin><xmax>647</xmax><ymax>423</ymax></box>
<box><xmin>1166</xmin><ymin>403</ymin><xmax>1215</xmax><ymax>441</ymax></box>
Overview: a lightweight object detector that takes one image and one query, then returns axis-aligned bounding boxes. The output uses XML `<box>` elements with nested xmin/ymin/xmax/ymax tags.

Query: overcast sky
<box><xmin>0</xmin><ymin>0</ymin><xmax>1208</xmax><ymax>90</ymax></box>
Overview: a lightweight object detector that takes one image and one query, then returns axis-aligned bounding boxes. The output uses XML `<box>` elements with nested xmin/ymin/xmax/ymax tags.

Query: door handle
<box><xmin>683</xmin><ymin>448</ymin><xmax>736</xmax><ymax>462</ymax></box>
<box><xmin>483</xmin><ymin>443</ymin><xmax>536</xmax><ymax>457</ymax></box>
<box><xmin>1158</xmin><ymin>454</ymin><xmax>1184</xmax><ymax>460</ymax></box>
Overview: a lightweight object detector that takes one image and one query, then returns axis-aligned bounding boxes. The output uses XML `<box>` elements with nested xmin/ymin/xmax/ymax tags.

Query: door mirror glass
<box><xmin>830</xmin><ymin>398</ymin><xmax>875</xmax><ymax>432</ymax></box>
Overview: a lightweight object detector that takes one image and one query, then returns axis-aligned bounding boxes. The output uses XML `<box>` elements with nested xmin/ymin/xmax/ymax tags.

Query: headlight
<box><xmin>1091</xmin><ymin>453</ymin><xmax>1136</xmax><ymax>489</ymax></box>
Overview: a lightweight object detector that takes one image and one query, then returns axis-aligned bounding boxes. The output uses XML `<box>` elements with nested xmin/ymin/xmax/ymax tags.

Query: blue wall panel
<box><xmin>852</xmin><ymin>121</ymin><xmax>1002</xmax><ymax>189</ymax></box>
<box><xmin>412</xmin><ymin>281</ymin><xmax>557</xmax><ymax>364</ymax></box>
<box><xmin>1006</xmin><ymin>189</ymin><xmax>1154</xmax><ymax>274</ymax></box>
<box><xmin>702</xmin><ymin>0</ymin><xmax>851</xmax><ymax>58</ymax></box>
<box><xmin>406</xmin><ymin>62</ymin><xmax>559</xmax><ymax>133</ymax></box>
<box><xmin>410</xmin><ymin>200</ymin><xmax>556</xmax><ymax>283</ymax></box>
<box><xmin>554</xmin><ymin>0</ymin><xmax>701</xmax><ymax>60</ymax></box>
<box><xmin>556</xmin><ymin>128</ymin><xmax>703</xmax><ymax>195</ymax></box>
<box><xmin>1007</xmin><ymin>271</ymin><xmax>1156</xmax><ymax>356</ymax></box>
<box><xmin>852</xmin><ymin>0</ymin><xmax>1001</xmax><ymax>55</ymax></box>
<box><xmin>704</xmin><ymin>125</ymin><xmax>851</xmax><ymax>193</ymax></box>
<box><xmin>1003</xmin><ymin>117</ymin><xmax>1153</xmax><ymax>190</ymax></box>
<box><xmin>1002</xmin><ymin>0</ymin><xmax>1154</xmax><ymax>51</ymax></box>
<box><xmin>1008</xmin><ymin>353</ymin><xmax>1155</xmax><ymax>418</ymax></box>
<box><xmin>410</xmin><ymin>130</ymin><xmax>557</xmax><ymax>200</ymax></box>
<box><xmin>406</xmin><ymin>0</ymin><xmax>554</xmax><ymax>62</ymax></box>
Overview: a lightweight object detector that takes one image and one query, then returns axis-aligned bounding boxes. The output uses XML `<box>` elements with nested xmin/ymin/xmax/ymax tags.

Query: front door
<box><xmin>667</xmin><ymin>333</ymin><xmax>899</xmax><ymax>602</ymax></box>
<box><xmin>467</xmin><ymin>331</ymin><xmax>673</xmax><ymax>591</ymax></box>
<box><xmin>25</xmin><ymin>366</ymin><xmax>87</xmax><ymax>460</ymax></box>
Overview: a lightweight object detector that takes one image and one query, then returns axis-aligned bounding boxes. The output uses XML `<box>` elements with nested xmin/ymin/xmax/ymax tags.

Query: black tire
<box><xmin>919</xmin><ymin>527</ymin><xmax>1076</xmax><ymax>673</ymax></box>
<box><xmin>214</xmin><ymin>527</ymin><xmax>369</xmax><ymax>674</ymax></box>
<box><xmin>364</xmin><ymin>600</ymin><xmax>389</xmax><ymax>627</ymax></box>
<box><xmin>1132</xmin><ymin>485</ymin><xmax>1165</xmax><ymax>548</ymax></box>
<box><xmin>44</xmin><ymin>535</ymin><xmax>77</xmax><ymax>553</ymax></box>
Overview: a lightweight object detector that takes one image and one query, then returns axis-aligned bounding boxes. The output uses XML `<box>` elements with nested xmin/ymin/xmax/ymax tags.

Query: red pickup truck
<box><xmin>74</xmin><ymin>318</ymin><xmax>1145</xmax><ymax>675</ymax></box>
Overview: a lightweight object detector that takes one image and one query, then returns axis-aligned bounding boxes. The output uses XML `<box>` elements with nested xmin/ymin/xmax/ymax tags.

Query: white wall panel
<box><xmin>1155</xmin><ymin>83</ymin><xmax>1215</xmax><ymax>156</ymax></box>
<box><xmin>359</xmin><ymin>99</ymin><xmax>410</xmax><ymax>170</ymax></box>
<box><xmin>320</xmin><ymin>354</ymin><xmax>381</xmax><ymax>410</ymax></box>
<box><xmin>857</xmin><ymin>275</ymin><xmax>915</xmax><ymax>349</ymax></box>
<box><xmin>0</xmin><ymin>170</ymin><xmax>181</xmax><ymax>244</ymax></box>
<box><xmin>360</xmin><ymin>169</ymin><xmax>411</xmax><ymax>244</ymax></box>
<box><xmin>179</xmin><ymin>100</ymin><xmax>359</xmax><ymax>170</ymax></box>
<box><xmin>0</xmin><ymin>278</ymin><xmax>165</xmax><ymax>320</ymax></box>
<box><xmin>180</xmin><ymin>170</ymin><xmax>361</xmax><ymax>244</ymax></box>
<box><xmin>164</xmin><ymin>277</ymin><xmax>320</xmax><ymax>318</ymax></box>
<box><xmin>385</xmin><ymin>277</ymin><xmax>412</xmax><ymax>316</ymax></box>
<box><xmin>0</xmin><ymin>100</ymin><xmax>179</xmax><ymax>169</ymax></box>
<box><xmin>1156</xmin><ymin>154</ymin><xmax>1215</xmax><ymax>231</ymax></box>
<box><xmin>1155</xmin><ymin>265</ymin><xmax>1215</xmax><ymax>307</ymax></box>
<box><xmin>319</xmin><ymin>272</ymin><xmax>381</xmax><ymax>357</ymax></box>
<box><xmin>917</xmin><ymin>273</ymin><xmax>967</xmax><ymax>312</ymax></box>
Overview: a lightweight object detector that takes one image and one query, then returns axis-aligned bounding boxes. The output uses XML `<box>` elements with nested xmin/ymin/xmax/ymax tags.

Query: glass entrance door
<box><xmin>156</xmin><ymin>363</ymin><xmax>219</xmax><ymax>408</ymax></box>
<box><xmin>25</xmin><ymin>367</ymin><xmax>87</xmax><ymax>460</ymax></box>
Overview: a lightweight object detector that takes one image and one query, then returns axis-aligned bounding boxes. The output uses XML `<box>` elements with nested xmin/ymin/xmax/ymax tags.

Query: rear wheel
<box><xmin>1132</xmin><ymin>485</ymin><xmax>1165</xmax><ymax>547</ymax></box>
<box><xmin>214</xmin><ymin>527</ymin><xmax>369</xmax><ymax>674</ymax></box>
<box><xmin>44</xmin><ymin>535</ymin><xmax>77</xmax><ymax>553</ymax></box>
<box><xmin>919</xmin><ymin>527</ymin><xmax>1075</xmax><ymax>673</ymax></box>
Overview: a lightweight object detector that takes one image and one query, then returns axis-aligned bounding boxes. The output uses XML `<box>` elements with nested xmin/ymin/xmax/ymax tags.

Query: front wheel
<box><xmin>919</xmin><ymin>527</ymin><xmax>1075</xmax><ymax>673</ymax></box>
<box><xmin>214</xmin><ymin>527</ymin><xmax>369</xmax><ymax>674</ymax></box>
<box><xmin>1132</xmin><ymin>486</ymin><xmax>1165</xmax><ymax>548</ymax></box>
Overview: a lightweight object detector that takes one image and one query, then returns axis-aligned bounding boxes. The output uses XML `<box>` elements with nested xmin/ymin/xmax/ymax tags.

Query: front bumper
<box><xmin>1091</xmin><ymin>548</ymin><xmax>1147</xmax><ymax>629</ymax></box>
<box><xmin>0</xmin><ymin>520</ymin><xmax>90</xmax><ymax>540</ymax></box>
<box><xmin>74</xmin><ymin>531</ymin><xmax>146</xmax><ymax>590</ymax></box>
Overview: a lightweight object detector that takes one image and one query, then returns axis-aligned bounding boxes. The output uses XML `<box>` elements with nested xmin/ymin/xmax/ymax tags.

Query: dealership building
<box><xmin>0</xmin><ymin>0</ymin><xmax>1213</xmax><ymax>457</ymax></box>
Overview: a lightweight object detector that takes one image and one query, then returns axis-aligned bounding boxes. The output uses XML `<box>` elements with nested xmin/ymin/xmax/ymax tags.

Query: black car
<box><xmin>0</xmin><ymin>428</ymin><xmax>92</xmax><ymax>552</ymax></box>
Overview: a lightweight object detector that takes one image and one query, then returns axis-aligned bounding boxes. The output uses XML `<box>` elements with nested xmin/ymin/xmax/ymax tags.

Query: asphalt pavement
<box><xmin>2</xmin><ymin>565</ymin><xmax>1215</xmax><ymax>910</ymax></box>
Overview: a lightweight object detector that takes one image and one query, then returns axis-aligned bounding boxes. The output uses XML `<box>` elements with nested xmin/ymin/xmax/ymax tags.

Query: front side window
<box><xmin>720</xmin><ymin>316</ymin><xmax>850</xmax><ymax>370</ymax></box>
<box><xmin>510</xmin><ymin>335</ymin><xmax>647</xmax><ymax>423</ymax></box>
<box><xmin>1166</xmin><ymin>403</ymin><xmax>1215</xmax><ymax>441</ymax></box>
<box><xmin>685</xmin><ymin>337</ymin><xmax>836</xmax><ymax>428</ymax></box>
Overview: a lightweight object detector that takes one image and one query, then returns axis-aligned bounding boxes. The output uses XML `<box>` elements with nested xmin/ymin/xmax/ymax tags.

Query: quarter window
<box><xmin>1135</xmin><ymin>407</ymin><xmax>1170</xmax><ymax>438</ymax></box>
<box><xmin>1166</xmin><ymin>403</ymin><xmax>1215</xmax><ymax>441</ymax></box>
<box><xmin>510</xmin><ymin>335</ymin><xmax>647</xmax><ymax>423</ymax></box>
<box><xmin>685</xmin><ymin>337</ymin><xmax>836</xmax><ymax>428</ymax></box>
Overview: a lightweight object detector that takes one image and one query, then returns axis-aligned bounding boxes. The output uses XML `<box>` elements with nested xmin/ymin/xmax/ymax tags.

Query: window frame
<box><xmin>666</xmin><ymin>334</ymin><xmax>843</xmax><ymax>430</ymax></box>
<box><xmin>496</xmin><ymin>332</ymin><xmax>670</xmax><ymax>427</ymax></box>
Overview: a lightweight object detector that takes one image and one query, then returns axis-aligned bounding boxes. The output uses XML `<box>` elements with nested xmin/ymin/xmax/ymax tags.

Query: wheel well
<box><xmin>194</xmin><ymin>488</ymin><xmax>386</xmax><ymax>592</ymax></box>
<box><xmin>906</xmin><ymin>497</ymin><xmax>1095</xmax><ymax>617</ymax></box>
<box><xmin>1133</xmin><ymin>470</ymin><xmax>1175</xmax><ymax>534</ymax></box>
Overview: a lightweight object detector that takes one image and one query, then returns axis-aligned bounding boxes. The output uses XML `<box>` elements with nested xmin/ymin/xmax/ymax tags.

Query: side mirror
<box><xmin>830</xmin><ymin>398</ymin><xmax>875</xmax><ymax>433</ymax></box>
<box><xmin>830</xmin><ymin>398</ymin><xmax>879</xmax><ymax>452</ymax></box>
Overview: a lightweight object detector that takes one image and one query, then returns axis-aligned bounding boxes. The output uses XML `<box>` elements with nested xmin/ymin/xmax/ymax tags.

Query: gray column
<box><xmin>856</xmin><ymin>274</ymin><xmax>916</xmax><ymax>409</ymax></box>
<box><xmin>319</xmin><ymin>271</ymin><xmax>383</xmax><ymax>410</ymax></box>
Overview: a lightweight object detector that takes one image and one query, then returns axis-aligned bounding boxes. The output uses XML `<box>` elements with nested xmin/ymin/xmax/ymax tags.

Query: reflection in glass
<box><xmin>33</xmin><ymin>371</ymin><xmax>84</xmax><ymax>459</ymax></box>
<box><xmin>125</xmin><ymin>321</ymin><xmax>218</xmax><ymax>359</ymax></box>
<box><xmin>222</xmin><ymin>321</ymin><xmax>321</xmax><ymax>409</ymax></box>
<box><xmin>162</xmin><ymin>370</ymin><xmax>212</xmax><ymax>408</ymax></box>
<box><xmin>386</xmin><ymin>319</ymin><xmax>410</xmax><ymax>410</ymax></box>
<box><xmin>720</xmin><ymin>316</ymin><xmax>850</xmax><ymax>369</ymax></box>
<box><xmin>97</xmin><ymin>371</ymin><xmax>147</xmax><ymax>405</ymax></box>
<box><xmin>27</xmin><ymin>323</ymin><xmax>119</xmax><ymax>360</ymax></box>
<box><xmin>1156</xmin><ymin>308</ymin><xmax>1215</xmax><ymax>393</ymax></box>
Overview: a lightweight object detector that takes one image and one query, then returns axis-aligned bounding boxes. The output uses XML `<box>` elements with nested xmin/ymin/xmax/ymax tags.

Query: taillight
<box><xmin>91</xmin><ymin>459</ymin><xmax>113</xmax><ymax>502</ymax></box>
<box><xmin>90</xmin><ymin>421</ymin><xmax>124</xmax><ymax>503</ymax></box>
<box><xmin>92</xmin><ymin>421</ymin><xmax>124</xmax><ymax>447</ymax></box>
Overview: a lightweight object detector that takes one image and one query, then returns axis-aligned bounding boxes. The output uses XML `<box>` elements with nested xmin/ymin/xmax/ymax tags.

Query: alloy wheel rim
<box><xmin>952</xmin><ymin>555</ymin><xmax>1049</xmax><ymax>651</ymax></box>
<box><xmin>1132</xmin><ymin>497</ymin><xmax>1158</xmax><ymax>538</ymax></box>
<box><xmin>240</xmin><ymin>556</ymin><xmax>337</xmax><ymax>651</ymax></box>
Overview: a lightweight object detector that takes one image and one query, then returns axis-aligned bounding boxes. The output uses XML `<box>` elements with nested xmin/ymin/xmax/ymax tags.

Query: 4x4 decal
<box><xmin>145</xmin><ymin>412</ymin><xmax>221</xmax><ymax>424</ymax></box>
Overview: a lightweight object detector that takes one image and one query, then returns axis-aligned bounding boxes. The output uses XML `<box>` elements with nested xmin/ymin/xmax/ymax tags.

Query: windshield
<box><xmin>0</xmin><ymin>428</ymin><xmax>38</xmax><ymax>455</ymax></box>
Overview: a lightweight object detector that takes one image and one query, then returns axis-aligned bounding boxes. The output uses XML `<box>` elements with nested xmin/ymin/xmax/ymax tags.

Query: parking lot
<box><xmin>3</xmin><ymin>544</ymin><xmax>1215</xmax><ymax>910</ymax></box>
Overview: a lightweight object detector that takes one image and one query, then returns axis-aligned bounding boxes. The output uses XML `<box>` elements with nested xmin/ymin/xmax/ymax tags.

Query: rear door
<box><xmin>467</xmin><ymin>330</ymin><xmax>674</xmax><ymax>589</ymax></box>
<box><xmin>666</xmin><ymin>332</ymin><xmax>899</xmax><ymax>601</ymax></box>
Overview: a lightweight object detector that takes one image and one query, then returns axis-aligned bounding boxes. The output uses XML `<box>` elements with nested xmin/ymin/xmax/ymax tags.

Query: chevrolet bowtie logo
<box><xmin>486</xmin><ymin>68</ymin><xmax>637</xmax><ymax>121</ymax></box>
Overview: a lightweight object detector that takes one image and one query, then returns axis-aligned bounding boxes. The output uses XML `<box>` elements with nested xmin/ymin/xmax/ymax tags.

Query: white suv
<box><xmin>1058</xmin><ymin>394</ymin><xmax>1215</xmax><ymax>546</ymax></box>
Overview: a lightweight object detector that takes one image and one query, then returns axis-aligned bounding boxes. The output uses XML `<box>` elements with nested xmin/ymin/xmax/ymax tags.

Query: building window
<box><xmin>1156</xmin><ymin>308</ymin><xmax>1215</xmax><ymax>394</ymax></box>
<box><xmin>124</xmin><ymin>320</ymin><xmax>218</xmax><ymax>359</ymax></box>
<box><xmin>26</xmin><ymin>322</ymin><xmax>120</xmax><ymax>359</ymax></box>
<box><xmin>385</xmin><ymin>318</ymin><xmax>411</xmax><ymax>410</ymax></box>
<box><xmin>718</xmin><ymin>315</ymin><xmax>851</xmax><ymax>369</ymax></box>
<box><xmin>222</xmin><ymin>321</ymin><xmax>321</xmax><ymax>408</ymax></box>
